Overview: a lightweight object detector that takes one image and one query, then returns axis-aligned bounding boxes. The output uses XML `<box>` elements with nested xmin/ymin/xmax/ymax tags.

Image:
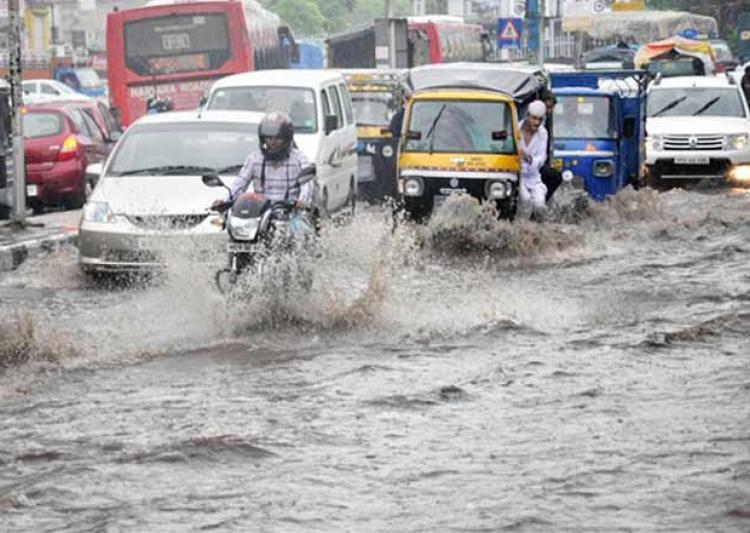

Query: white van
<box><xmin>203</xmin><ymin>70</ymin><xmax>358</xmax><ymax>215</ymax></box>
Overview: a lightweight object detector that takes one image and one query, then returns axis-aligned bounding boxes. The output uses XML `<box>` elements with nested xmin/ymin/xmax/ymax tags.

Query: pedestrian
<box><xmin>539</xmin><ymin>88</ymin><xmax>563</xmax><ymax>203</ymax></box>
<box><xmin>741</xmin><ymin>66</ymin><xmax>750</xmax><ymax>105</ymax></box>
<box><xmin>518</xmin><ymin>100</ymin><xmax>549</xmax><ymax>220</ymax></box>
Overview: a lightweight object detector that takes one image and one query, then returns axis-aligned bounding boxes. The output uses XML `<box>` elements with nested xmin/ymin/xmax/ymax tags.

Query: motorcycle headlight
<box><xmin>401</xmin><ymin>177</ymin><xmax>424</xmax><ymax>197</ymax></box>
<box><xmin>82</xmin><ymin>201</ymin><xmax>115</xmax><ymax>223</ymax></box>
<box><xmin>593</xmin><ymin>160</ymin><xmax>615</xmax><ymax>178</ymax></box>
<box><xmin>728</xmin><ymin>133</ymin><xmax>749</xmax><ymax>150</ymax></box>
<box><xmin>228</xmin><ymin>216</ymin><xmax>260</xmax><ymax>241</ymax></box>
<box><xmin>646</xmin><ymin>135</ymin><xmax>663</xmax><ymax>151</ymax></box>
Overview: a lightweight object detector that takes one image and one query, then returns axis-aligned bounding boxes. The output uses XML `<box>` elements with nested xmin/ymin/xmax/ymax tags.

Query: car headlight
<box><xmin>401</xmin><ymin>177</ymin><xmax>424</xmax><ymax>197</ymax></box>
<box><xmin>228</xmin><ymin>216</ymin><xmax>260</xmax><ymax>241</ymax></box>
<box><xmin>486</xmin><ymin>180</ymin><xmax>508</xmax><ymax>199</ymax></box>
<box><xmin>728</xmin><ymin>133</ymin><xmax>749</xmax><ymax>150</ymax></box>
<box><xmin>82</xmin><ymin>201</ymin><xmax>115</xmax><ymax>223</ymax></box>
<box><xmin>593</xmin><ymin>160</ymin><xmax>615</xmax><ymax>178</ymax></box>
<box><xmin>646</xmin><ymin>135</ymin><xmax>663</xmax><ymax>151</ymax></box>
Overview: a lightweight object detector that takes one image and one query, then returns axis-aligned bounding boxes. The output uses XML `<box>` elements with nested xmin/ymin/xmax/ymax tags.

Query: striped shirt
<box><xmin>228</xmin><ymin>148</ymin><xmax>313</xmax><ymax>206</ymax></box>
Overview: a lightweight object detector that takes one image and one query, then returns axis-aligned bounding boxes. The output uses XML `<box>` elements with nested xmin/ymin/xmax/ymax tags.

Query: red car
<box><xmin>23</xmin><ymin>101</ymin><xmax>111</xmax><ymax>210</ymax></box>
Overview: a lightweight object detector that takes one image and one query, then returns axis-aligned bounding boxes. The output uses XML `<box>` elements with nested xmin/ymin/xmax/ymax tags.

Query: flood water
<box><xmin>1</xmin><ymin>187</ymin><xmax>749</xmax><ymax>531</ymax></box>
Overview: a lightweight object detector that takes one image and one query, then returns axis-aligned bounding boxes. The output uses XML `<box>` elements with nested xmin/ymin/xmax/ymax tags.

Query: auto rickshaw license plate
<box><xmin>357</xmin><ymin>156</ymin><xmax>374</xmax><ymax>182</ymax></box>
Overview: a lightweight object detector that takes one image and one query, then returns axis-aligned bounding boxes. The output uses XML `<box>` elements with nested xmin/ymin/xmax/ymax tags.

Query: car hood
<box><xmin>646</xmin><ymin>116</ymin><xmax>750</xmax><ymax>136</ymax></box>
<box><xmin>91</xmin><ymin>175</ymin><xmax>232</xmax><ymax>215</ymax></box>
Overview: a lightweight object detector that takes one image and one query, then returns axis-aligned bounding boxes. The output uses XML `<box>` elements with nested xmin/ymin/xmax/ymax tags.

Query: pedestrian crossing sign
<box><xmin>496</xmin><ymin>18</ymin><xmax>522</xmax><ymax>49</ymax></box>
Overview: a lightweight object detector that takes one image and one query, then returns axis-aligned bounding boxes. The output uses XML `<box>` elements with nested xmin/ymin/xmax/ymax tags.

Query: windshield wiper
<box><xmin>424</xmin><ymin>103</ymin><xmax>448</xmax><ymax>155</ymax></box>
<box><xmin>651</xmin><ymin>96</ymin><xmax>688</xmax><ymax>117</ymax></box>
<box><xmin>692</xmin><ymin>96</ymin><xmax>721</xmax><ymax>116</ymax></box>
<box><xmin>215</xmin><ymin>163</ymin><xmax>245</xmax><ymax>174</ymax></box>
<box><xmin>115</xmin><ymin>165</ymin><xmax>216</xmax><ymax>177</ymax></box>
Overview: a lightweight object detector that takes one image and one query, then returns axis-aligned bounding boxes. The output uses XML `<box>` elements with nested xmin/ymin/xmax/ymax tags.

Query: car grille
<box><xmin>662</xmin><ymin>135</ymin><xmax>725</xmax><ymax>151</ymax></box>
<box><xmin>128</xmin><ymin>214</ymin><xmax>209</xmax><ymax>230</ymax></box>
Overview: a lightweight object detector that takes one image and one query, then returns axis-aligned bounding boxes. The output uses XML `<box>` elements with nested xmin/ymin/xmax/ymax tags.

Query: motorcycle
<box><xmin>203</xmin><ymin>165</ymin><xmax>317</xmax><ymax>294</ymax></box>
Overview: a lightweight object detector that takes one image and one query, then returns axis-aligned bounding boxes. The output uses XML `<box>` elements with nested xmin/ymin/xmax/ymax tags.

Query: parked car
<box><xmin>64</xmin><ymin>98</ymin><xmax>123</xmax><ymax>148</ymax></box>
<box><xmin>22</xmin><ymin>79</ymin><xmax>92</xmax><ymax>104</ymax></box>
<box><xmin>78</xmin><ymin>111</ymin><xmax>261</xmax><ymax>275</ymax></box>
<box><xmin>645</xmin><ymin>75</ymin><xmax>750</xmax><ymax>188</ymax></box>
<box><xmin>204</xmin><ymin>69</ymin><xmax>358</xmax><ymax>217</ymax></box>
<box><xmin>23</xmin><ymin>101</ymin><xmax>110</xmax><ymax>210</ymax></box>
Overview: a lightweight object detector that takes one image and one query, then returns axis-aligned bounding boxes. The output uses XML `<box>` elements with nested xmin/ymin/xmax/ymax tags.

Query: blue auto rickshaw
<box><xmin>550</xmin><ymin>70</ymin><xmax>648</xmax><ymax>200</ymax></box>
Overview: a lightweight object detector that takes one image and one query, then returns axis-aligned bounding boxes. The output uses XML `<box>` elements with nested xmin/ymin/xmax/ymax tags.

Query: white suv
<box><xmin>645</xmin><ymin>75</ymin><xmax>750</xmax><ymax>187</ymax></box>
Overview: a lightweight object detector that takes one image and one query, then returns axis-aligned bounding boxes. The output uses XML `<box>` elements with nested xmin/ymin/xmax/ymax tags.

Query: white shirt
<box><xmin>518</xmin><ymin>120</ymin><xmax>548</xmax><ymax>188</ymax></box>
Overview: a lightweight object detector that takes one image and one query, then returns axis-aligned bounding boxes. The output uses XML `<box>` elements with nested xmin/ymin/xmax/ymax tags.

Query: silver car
<box><xmin>78</xmin><ymin>111</ymin><xmax>264</xmax><ymax>274</ymax></box>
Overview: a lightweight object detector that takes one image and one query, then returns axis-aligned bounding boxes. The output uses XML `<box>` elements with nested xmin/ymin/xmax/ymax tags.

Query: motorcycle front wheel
<box><xmin>215</xmin><ymin>268</ymin><xmax>238</xmax><ymax>294</ymax></box>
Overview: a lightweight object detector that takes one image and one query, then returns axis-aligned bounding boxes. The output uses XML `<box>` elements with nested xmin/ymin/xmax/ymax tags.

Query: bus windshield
<box><xmin>404</xmin><ymin>99</ymin><xmax>515</xmax><ymax>154</ymax></box>
<box><xmin>554</xmin><ymin>96</ymin><xmax>614</xmax><ymax>139</ymax></box>
<box><xmin>124</xmin><ymin>13</ymin><xmax>231</xmax><ymax>76</ymax></box>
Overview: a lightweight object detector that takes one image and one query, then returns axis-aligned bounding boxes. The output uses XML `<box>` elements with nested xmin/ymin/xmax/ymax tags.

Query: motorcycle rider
<box><xmin>212</xmin><ymin>111</ymin><xmax>313</xmax><ymax>210</ymax></box>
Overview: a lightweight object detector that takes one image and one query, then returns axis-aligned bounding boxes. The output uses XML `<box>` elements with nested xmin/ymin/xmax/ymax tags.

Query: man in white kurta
<box><xmin>518</xmin><ymin>100</ymin><xmax>549</xmax><ymax>218</ymax></box>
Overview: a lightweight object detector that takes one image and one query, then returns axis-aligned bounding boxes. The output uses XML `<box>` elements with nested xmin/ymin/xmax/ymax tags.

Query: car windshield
<box><xmin>553</xmin><ymin>95</ymin><xmax>614</xmax><ymax>139</ymax></box>
<box><xmin>647</xmin><ymin>88</ymin><xmax>745</xmax><ymax>118</ymax></box>
<box><xmin>74</xmin><ymin>68</ymin><xmax>102</xmax><ymax>88</ymax></box>
<box><xmin>23</xmin><ymin>112</ymin><xmax>63</xmax><ymax>138</ymax></box>
<box><xmin>351</xmin><ymin>91</ymin><xmax>397</xmax><ymax>126</ymax></box>
<box><xmin>107</xmin><ymin>122</ymin><xmax>258</xmax><ymax>176</ymax></box>
<box><xmin>404</xmin><ymin>99</ymin><xmax>515</xmax><ymax>154</ymax></box>
<box><xmin>207</xmin><ymin>86</ymin><xmax>317</xmax><ymax>133</ymax></box>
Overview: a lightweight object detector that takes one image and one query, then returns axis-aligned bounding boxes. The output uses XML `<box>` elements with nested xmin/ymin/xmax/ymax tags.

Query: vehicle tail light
<box><xmin>57</xmin><ymin>135</ymin><xmax>80</xmax><ymax>161</ymax></box>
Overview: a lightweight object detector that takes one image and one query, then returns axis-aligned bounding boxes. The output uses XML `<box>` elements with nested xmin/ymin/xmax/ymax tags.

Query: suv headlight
<box><xmin>646</xmin><ymin>135</ymin><xmax>663</xmax><ymax>151</ymax></box>
<box><xmin>593</xmin><ymin>160</ymin><xmax>615</xmax><ymax>178</ymax></box>
<box><xmin>728</xmin><ymin>133</ymin><xmax>749</xmax><ymax>150</ymax></box>
<box><xmin>82</xmin><ymin>201</ymin><xmax>115</xmax><ymax>223</ymax></box>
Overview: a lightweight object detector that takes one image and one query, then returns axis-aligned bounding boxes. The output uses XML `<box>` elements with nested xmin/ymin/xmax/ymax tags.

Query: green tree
<box><xmin>268</xmin><ymin>0</ymin><xmax>326</xmax><ymax>36</ymax></box>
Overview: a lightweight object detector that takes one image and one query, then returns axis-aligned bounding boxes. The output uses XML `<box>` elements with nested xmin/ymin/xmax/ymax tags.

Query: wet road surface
<box><xmin>1</xmin><ymin>187</ymin><xmax>749</xmax><ymax>531</ymax></box>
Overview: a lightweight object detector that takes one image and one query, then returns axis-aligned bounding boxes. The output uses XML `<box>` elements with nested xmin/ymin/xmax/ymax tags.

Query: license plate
<box><xmin>26</xmin><ymin>184</ymin><xmax>38</xmax><ymax>197</ymax></box>
<box><xmin>357</xmin><ymin>156</ymin><xmax>375</xmax><ymax>182</ymax></box>
<box><xmin>438</xmin><ymin>188</ymin><xmax>467</xmax><ymax>195</ymax></box>
<box><xmin>227</xmin><ymin>242</ymin><xmax>255</xmax><ymax>253</ymax></box>
<box><xmin>674</xmin><ymin>156</ymin><xmax>709</xmax><ymax>165</ymax></box>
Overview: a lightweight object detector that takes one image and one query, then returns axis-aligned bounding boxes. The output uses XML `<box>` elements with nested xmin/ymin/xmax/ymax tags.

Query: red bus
<box><xmin>407</xmin><ymin>16</ymin><xmax>490</xmax><ymax>65</ymax></box>
<box><xmin>107</xmin><ymin>0</ymin><xmax>295</xmax><ymax>126</ymax></box>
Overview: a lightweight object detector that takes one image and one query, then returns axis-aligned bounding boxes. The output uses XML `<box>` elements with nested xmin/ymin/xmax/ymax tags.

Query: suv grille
<box><xmin>128</xmin><ymin>214</ymin><xmax>208</xmax><ymax>230</ymax></box>
<box><xmin>663</xmin><ymin>135</ymin><xmax>725</xmax><ymax>151</ymax></box>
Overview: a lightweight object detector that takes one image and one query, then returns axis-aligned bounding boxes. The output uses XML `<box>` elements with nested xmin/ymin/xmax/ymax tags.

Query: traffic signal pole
<box><xmin>8</xmin><ymin>0</ymin><xmax>26</xmax><ymax>224</ymax></box>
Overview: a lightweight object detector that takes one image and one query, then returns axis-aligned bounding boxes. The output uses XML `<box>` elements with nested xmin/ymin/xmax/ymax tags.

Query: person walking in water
<box><xmin>518</xmin><ymin>100</ymin><xmax>549</xmax><ymax>220</ymax></box>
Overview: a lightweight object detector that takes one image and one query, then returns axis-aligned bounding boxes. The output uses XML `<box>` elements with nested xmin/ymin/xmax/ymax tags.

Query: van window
<box><xmin>41</xmin><ymin>83</ymin><xmax>59</xmax><ymax>96</ymax></box>
<box><xmin>338</xmin><ymin>83</ymin><xmax>354</xmax><ymax>125</ymax></box>
<box><xmin>329</xmin><ymin>86</ymin><xmax>344</xmax><ymax>130</ymax></box>
<box><xmin>321</xmin><ymin>89</ymin><xmax>331</xmax><ymax>117</ymax></box>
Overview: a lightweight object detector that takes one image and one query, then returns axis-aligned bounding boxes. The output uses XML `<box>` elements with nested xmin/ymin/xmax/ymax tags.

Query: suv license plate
<box><xmin>674</xmin><ymin>156</ymin><xmax>709</xmax><ymax>165</ymax></box>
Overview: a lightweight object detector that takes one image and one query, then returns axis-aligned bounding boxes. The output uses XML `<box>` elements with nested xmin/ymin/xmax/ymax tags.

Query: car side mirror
<box><xmin>86</xmin><ymin>163</ymin><xmax>103</xmax><ymax>182</ymax></box>
<box><xmin>623</xmin><ymin>117</ymin><xmax>635</xmax><ymax>139</ymax></box>
<box><xmin>202</xmin><ymin>174</ymin><xmax>223</xmax><ymax>187</ymax></box>
<box><xmin>109</xmin><ymin>130</ymin><xmax>122</xmax><ymax>143</ymax></box>
<box><xmin>324</xmin><ymin>114</ymin><xmax>339</xmax><ymax>135</ymax></box>
<box><xmin>405</xmin><ymin>130</ymin><xmax>422</xmax><ymax>140</ymax></box>
<box><xmin>492</xmin><ymin>130</ymin><xmax>509</xmax><ymax>140</ymax></box>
